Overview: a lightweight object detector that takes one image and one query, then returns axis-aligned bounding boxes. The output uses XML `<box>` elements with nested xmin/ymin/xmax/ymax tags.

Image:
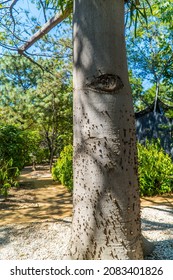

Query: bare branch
<box><xmin>9</xmin><ymin>0</ymin><xmax>20</xmax><ymax>33</ymax></box>
<box><xmin>0</xmin><ymin>21</ymin><xmax>27</xmax><ymax>43</ymax></box>
<box><xmin>0</xmin><ymin>1</ymin><xmax>11</xmax><ymax>4</ymax></box>
<box><xmin>10</xmin><ymin>0</ymin><xmax>19</xmax><ymax>9</ymax></box>
<box><xmin>20</xmin><ymin>52</ymin><xmax>45</xmax><ymax>73</ymax></box>
<box><xmin>39</xmin><ymin>0</ymin><xmax>48</xmax><ymax>22</ymax></box>
<box><xmin>18</xmin><ymin>5</ymin><xmax>72</xmax><ymax>54</ymax></box>
<box><xmin>0</xmin><ymin>41</ymin><xmax>17</xmax><ymax>51</ymax></box>
<box><xmin>20</xmin><ymin>52</ymin><xmax>55</xmax><ymax>77</ymax></box>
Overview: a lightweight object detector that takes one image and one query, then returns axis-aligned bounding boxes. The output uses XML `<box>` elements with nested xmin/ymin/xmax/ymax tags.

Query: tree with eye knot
<box><xmin>12</xmin><ymin>0</ymin><xmax>153</xmax><ymax>260</ymax></box>
<box><xmin>65</xmin><ymin>0</ymin><xmax>146</xmax><ymax>260</ymax></box>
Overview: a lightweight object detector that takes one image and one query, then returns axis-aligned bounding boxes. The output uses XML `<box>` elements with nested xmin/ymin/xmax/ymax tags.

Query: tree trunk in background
<box><xmin>67</xmin><ymin>0</ymin><xmax>143</xmax><ymax>259</ymax></box>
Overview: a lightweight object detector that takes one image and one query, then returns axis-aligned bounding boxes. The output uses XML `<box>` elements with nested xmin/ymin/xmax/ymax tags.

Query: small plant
<box><xmin>138</xmin><ymin>140</ymin><xmax>173</xmax><ymax>196</ymax></box>
<box><xmin>0</xmin><ymin>159</ymin><xmax>19</xmax><ymax>197</ymax></box>
<box><xmin>52</xmin><ymin>144</ymin><xmax>73</xmax><ymax>192</ymax></box>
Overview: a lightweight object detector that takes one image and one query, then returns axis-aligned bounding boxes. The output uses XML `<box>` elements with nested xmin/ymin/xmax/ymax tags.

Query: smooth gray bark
<box><xmin>67</xmin><ymin>0</ymin><xmax>143</xmax><ymax>259</ymax></box>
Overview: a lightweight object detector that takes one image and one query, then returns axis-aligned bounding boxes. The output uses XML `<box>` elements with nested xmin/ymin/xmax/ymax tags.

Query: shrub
<box><xmin>0</xmin><ymin>124</ymin><xmax>37</xmax><ymax>196</ymax></box>
<box><xmin>138</xmin><ymin>140</ymin><xmax>173</xmax><ymax>196</ymax></box>
<box><xmin>52</xmin><ymin>144</ymin><xmax>73</xmax><ymax>191</ymax></box>
<box><xmin>0</xmin><ymin>124</ymin><xmax>27</xmax><ymax>170</ymax></box>
<box><xmin>0</xmin><ymin>159</ymin><xmax>19</xmax><ymax>197</ymax></box>
<box><xmin>0</xmin><ymin>125</ymin><xmax>45</xmax><ymax>169</ymax></box>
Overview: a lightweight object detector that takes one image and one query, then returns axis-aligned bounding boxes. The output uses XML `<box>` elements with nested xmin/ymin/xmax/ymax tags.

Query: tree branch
<box><xmin>10</xmin><ymin>0</ymin><xmax>19</xmax><ymax>9</ymax></box>
<box><xmin>39</xmin><ymin>0</ymin><xmax>48</xmax><ymax>22</ymax></box>
<box><xmin>0</xmin><ymin>0</ymin><xmax>11</xmax><ymax>4</ymax></box>
<box><xmin>18</xmin><ymin>5</ymin><xmax>72</xmax><ymax>54</ymax></box>
<box><xmin>19</xmin><ymin>52</ymin><xmax>56</xmax><ymax>77</ymax></box>
<box><xmin>10</xmin><ymin>0</ymin><xmax>20</xmax><ymax>33</ymax></box>
<box><xmin>19</xmin><ymin>52</ymin><xmax>45</xmax><ymax>73</ymax></box>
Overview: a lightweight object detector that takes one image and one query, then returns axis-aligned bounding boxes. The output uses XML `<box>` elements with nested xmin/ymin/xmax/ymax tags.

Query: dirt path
<box><xmin>0</xmin><ymin>165</ymin><xmax>173</xmax><ymax>226</ymax></box>
<box><xmin>0</xmin><ymin>166</ymin><xmax>72</xmax><ymax>226</ymax></box>
<box><xmin>141</xmin><ymin>195</ymin><xmax>173</xmax><ymax>207</ymax></box>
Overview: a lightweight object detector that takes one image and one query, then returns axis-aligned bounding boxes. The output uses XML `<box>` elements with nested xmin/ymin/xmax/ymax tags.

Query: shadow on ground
<box><xmin>1</xmin><ymin>165</ymin><xmax>173</xmax><ymax>260</ymax></box>
<box><xmin>144</xmin><ymin>239</ymin><xmax>173</xmax><ymax>260</ymax></box>
<box><xmin>0</xmin><ymin>166</ymin><xmax>72</xmax><ymax>226</ymax></box>
<box><xmin>142</xmin><ymin>205</ymin><xmax>173</xmax><ymax>259</ymax></box>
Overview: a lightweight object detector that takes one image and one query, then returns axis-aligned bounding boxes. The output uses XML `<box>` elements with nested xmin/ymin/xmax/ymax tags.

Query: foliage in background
<box><xmin>0</xmin><ymin>124</ymin><xmax>49</xmax><ymax>196</ymax></box>
<box><xmin>52</xmin><ymin>141</ymin><xmax>173</xmax><ymax>197</ymax></box>
<box><xmin>0</xmin><ymin>55</ymin><xmax>41</xmax><ymax>129</ymax></box>
<box><xmin>128</xmin><ymin>70</ymin><xmax>144</xmax><ymax>111</ymax></box>
<box><xmin>0</xmin><ymin>124</ymin><xmax>29</xmax><ymax>170</ymax></box>
<box><xmin>23</xmin><ymin>130</ymin><xmax>49</xmax><ymax>165</ymax></box>
<box><xmin>0</xmin><ymin>0</ymin><xmax>172</xmax><ymax>197</ymax></box>
<box><xmin>34</xmin><ymin>59</ymin><xmax>73</xmax><ymax>168</ymax></box>
<box><xmin>0</xmin><ymin>54</ymin><xmax>73</xmax><ymax>169</ymax></box>
<box><xmin>0</xmin><ymin>159</ymin><xmax>19</xmax><ymax>197</ymax></box>
<box><xmin>126</xmin><ymin>0</ymin><xmax>173</xmax><ymax>111</ymax></box>
<box><xmin>138</xmin><ymin>140</ymin><xmax>173</xmax><ymax>196</ymax></box>
<box><xmin>52</xmin><ymin>144</ymin><xmax>73</xmax><ymax>192</ymax></box>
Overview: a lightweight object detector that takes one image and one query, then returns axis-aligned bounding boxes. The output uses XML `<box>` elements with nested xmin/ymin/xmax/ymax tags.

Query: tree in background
<box><xmin>0</xmin><ymin>54</ymin><xmax>73</xmax><ymax>169</ymax></box>
<box><xmin>126</xmin><ymin>0</ymin><xmax>173</xmax><ymax>111</ymax></box>
<box><xmin>128</xmin><ymin>70</ymin><xmax>144</xmax><ymax>111</ymax></box>
<box><xmin>34</xmin><ymin>60</ymin><xmax>73</xmax><ymax>169</ymax></box>
<box><xmin>0</xmin><ymin>54</ymin><xmax>41</xmax><ymax>128</ymax></box>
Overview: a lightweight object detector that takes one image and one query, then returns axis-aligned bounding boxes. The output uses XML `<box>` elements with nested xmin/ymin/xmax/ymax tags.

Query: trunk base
<box><xmin>142</xmin><ymin>235</ymin><xmax>155</xmax><ymax>257</ymax></box>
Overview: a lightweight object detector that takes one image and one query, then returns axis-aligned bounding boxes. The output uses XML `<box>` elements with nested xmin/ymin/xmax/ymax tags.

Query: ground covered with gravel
<box><xmin>142</xmin><ymin>205</ymin><xmax>173</xmax><ymax>259</ymax></box>
<box><xmin>0</xmin><ymin>206</ymin><xmax>173</xmax><ymax>260</ymax></box>
<box><xmin>0</xmin><ymin>167</ymin><xmax>172</xmax><ymax>260</ymax></box>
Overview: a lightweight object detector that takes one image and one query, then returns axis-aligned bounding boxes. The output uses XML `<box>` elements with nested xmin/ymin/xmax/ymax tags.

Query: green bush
<box><xmin>0</xmin><ymin>159</ymin><xmax>19</xmax><ymax>197</ymax></box>
<box><xmin>0</xmin><ymin>124</ymin><xmax>38</xmax><ymax>196</ymax></box>
<box><xmin>138</xmin><ymin>140</ymin><xmax>173</xmax><ymax>196</ymax></box>
<box><xmin>0</xmin><ymin>124</ymin><xmax>27</xmax><ymax>170</ymax></box>
<box><xmin>52</xmin><ymin>144</ymin><xmax>73</xmax><ymax>191</ymax></box>
<box><xmin>0</xmin><ymin>125</ymin><xmax>46</xmax><ymax>169</ymax></box>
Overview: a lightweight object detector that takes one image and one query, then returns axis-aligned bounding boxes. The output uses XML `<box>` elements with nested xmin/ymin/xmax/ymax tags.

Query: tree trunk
<box><xmin>67</xmin><ymin>0</ymin><xmax>143</xmax><ymax>259</ymax></box>
<box><xmin>45</xmin><ymin>130</ymin><xmax>55</xmax><ymax>171</ymax></box>
<box><xmin>154</xmin><ymin>80</ymin><xmax>160</xmax><ymax>114</ymax></box>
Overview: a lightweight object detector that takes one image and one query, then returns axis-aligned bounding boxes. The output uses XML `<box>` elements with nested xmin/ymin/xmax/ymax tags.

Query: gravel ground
<box><xmin>0</xmin><ymin>206</ymin><xmax>173</xmax><ymax>260</ymax></box>
<box><xmin>142</xmin><ymin>205</ymin><xmax>173</xmax><ymax>260</ymax></box>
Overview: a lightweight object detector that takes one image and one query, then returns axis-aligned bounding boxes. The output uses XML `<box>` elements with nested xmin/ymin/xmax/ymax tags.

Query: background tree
<box><xmin>0</xmin><ymin>54</ymin><xmax>41</xmax><ymax>127</ymax></box>
<box><xmin>0</xmin><ymin>0</ymin><xmax>72</xmax><ymax>60</ymax></box>
<box><xmin>126</xmin><ymin>0</ymin><xmax>173</xmax><ymax>110</ymax></box>
<box><xmin>128</xmin><ymin>70</ymin><xmax>144</xmax><ymax>111</ymax></box>
<box><xmin>33</xmin><ymin>61</ymin><xmax>73</xmax><ymax>169</ymax></box>
<box><xmin>0</xmin><ymin>53</ymin><xmax>73</xmax><ymax>168</ymax></box>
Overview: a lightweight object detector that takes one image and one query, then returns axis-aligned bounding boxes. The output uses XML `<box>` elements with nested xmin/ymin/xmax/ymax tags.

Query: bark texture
<box><xmin>67</xmin><ymin>0</ymin><xmax>143</xmax><ymax>259</ymax></box>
